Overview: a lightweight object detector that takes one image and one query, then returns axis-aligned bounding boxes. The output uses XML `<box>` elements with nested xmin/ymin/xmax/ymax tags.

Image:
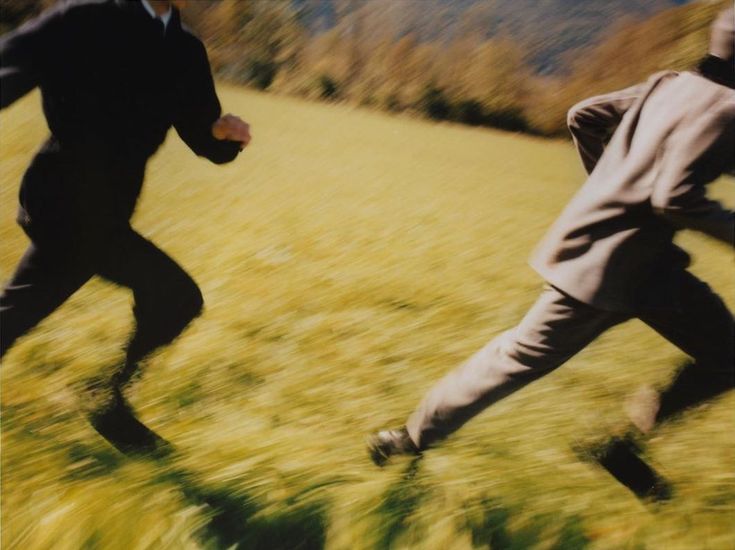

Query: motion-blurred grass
<box><xmin>1</xmin><ymin>86</ymin><xmax>733</xmax><ymax>550</ymax></box>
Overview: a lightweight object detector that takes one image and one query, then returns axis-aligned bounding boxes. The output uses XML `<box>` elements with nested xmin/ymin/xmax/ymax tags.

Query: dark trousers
<box><xmin>0</xmin><ymin>226</ymin><xmax>203</xmax><ymax>387</ymax></box>
<box><xmin>407</xmin><ymin>271</ymin><xmax>735</xmax><ymax>449</ymax></box>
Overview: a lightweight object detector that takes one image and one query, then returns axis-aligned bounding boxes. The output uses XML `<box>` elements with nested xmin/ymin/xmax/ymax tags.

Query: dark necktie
<box><xmin>154</xmin><ymin>17</ymin><xmax>165</xmax><ymax>37</ymax></box>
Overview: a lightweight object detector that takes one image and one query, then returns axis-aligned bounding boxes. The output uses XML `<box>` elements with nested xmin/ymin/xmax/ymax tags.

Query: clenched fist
<box><xmin>212</xmin><ymin>114</ymin><xmax>251</xmax><ymax>150</ymax></box>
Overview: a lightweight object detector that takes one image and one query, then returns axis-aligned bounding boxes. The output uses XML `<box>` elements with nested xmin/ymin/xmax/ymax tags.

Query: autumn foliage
<box><xmin>1</xmin><ymin>0</ymin><xmax>730</xmax><ymax>135</ymax></box>
<box><xmin>184</xmin><ymin>0</ymin><xmax>730</xmax><ymax>136</ymax></box>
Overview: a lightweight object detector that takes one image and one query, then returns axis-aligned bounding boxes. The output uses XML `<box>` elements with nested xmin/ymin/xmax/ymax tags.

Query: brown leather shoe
<box><xmin>367</xmin><ymin>427</ymin><xmax>420</xmax><ymax>466</ymax></box>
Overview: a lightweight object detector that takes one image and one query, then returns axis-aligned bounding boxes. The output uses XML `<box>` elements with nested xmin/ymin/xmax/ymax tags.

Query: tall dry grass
<box><xmin>1</xmin><ymin>87</ymin><xmax>733</xmax><ymax>549</ymax></box>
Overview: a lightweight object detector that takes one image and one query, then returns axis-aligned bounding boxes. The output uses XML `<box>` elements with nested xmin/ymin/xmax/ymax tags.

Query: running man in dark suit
<box><xmin>0</xmin><ymin>0</ymin><xmax>251</xmax><ymax>453</ymax></box>
<box><xmin>369</xmin><ymin>8</ymin><xmax>734</xmax><ymax>498</ymax></box>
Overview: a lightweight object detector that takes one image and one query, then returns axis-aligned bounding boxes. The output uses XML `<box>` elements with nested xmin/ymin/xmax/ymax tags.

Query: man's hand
<box><xmin>212</xmin><ymin>114</ymin><xmax>251</xmax><ymax>149</ymax></box>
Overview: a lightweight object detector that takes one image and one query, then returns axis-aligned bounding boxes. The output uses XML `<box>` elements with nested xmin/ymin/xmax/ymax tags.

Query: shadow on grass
<box><xmin>64</xmin><ymin>442</ymin><xmax>125</xmax><ymax>480</ymax></box>
<box><xmin>466</xmin><ymin>498</ymin><xmax>589</xmax><ymax>550</ymax></box>
<box><xmin>155</xmin><ymin>464</ymin><xmax>327</xmax><ymax>550</ymax></box>
<box><xmin>374</xmin><ymin>457</ymin><xmax>426</xmax><ymax>550</ymax></box>
<box><xmin>65</xmin><ymin>415</ymin><xmax>327</xmax><ymax>550</ymax></box>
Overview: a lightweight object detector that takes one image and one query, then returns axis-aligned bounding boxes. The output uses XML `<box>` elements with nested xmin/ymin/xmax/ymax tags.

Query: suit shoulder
<box><xmin>645</xmin><ymin>70</ymin><xmax>679</xmax><ymax>88</ymax></box>
<box><xmin>46</xmin><ymin>0</ymin><xmax>116</xmax><ymax>26</ymax></box>
<box><xmin>13</xmin><ymin>0</ymin><xmax>112</xmax><ymax>35</ymax></box>
<box><xmin>177</xmin><ymin>21</ymin><xmax>206</xmax><ymax>47</ymax></box>
<box><xmin>176</xmin><ymin>22</ymin><xmax>208</xmax><ymax>54</ymax></box>
<box><xmin>648</xmin><ymin>69</ymin><xmax>678</xmax><ymax>80</ymax></box>
<box><xmin>54</xmin><ymin>0</ymin><xmax>114</xmax><ymax>15</ymax></box>
<box><xmin>179</xmin><ymin>20</ymin><xmax>201</xmax><ymax>40</ymax></box>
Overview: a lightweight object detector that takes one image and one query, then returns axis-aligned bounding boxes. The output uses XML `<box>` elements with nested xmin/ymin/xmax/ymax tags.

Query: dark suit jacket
<box><xmin>530</xmin><ymin>70</ymin><xmax>735</xmax><ymax>312</ymax></box>
<box><xmin>0</xmin><ymin>0</ymin><xmax>241</xmax><ymax>239</ymax></box>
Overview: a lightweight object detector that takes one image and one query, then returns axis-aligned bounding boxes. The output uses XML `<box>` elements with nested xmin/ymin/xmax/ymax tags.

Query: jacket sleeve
<box><xmin>650</xmin><ymin>105</ymin><xmax>735</xmax><ymax>247</ymax></box>
<box><xmin>0</xmin><ymin>5</ymin><xmax>61</xmax><ymax>109</ymax></box>
<box><xmin>567</xmin><ymin>82</ymin><xmax>646</xmax><ymax>174</ymax></box>
<box><xmin>173</xmin><ymin>39</ymin><xmax>241</xmax><ymax>165</ymax></box>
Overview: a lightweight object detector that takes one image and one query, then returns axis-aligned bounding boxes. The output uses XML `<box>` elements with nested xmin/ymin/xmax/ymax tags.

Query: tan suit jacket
<box><xmin>530</xmin><ymin>71</ymin><xmax>735</xmax><ymax>312</ymax></box>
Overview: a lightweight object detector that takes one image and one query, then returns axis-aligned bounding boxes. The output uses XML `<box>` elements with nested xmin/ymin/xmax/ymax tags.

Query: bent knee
<box><xmin>181</xmin><ymin>281</ymin><xmax>204</xmax><ymax>319</ymax></box>
<box><xmin>134</xmin><ymin>275</ymin><xmax>204</xmax><ymax>326</ymax></box>
<box><xmin>171</xmin><ymin>278</ymin><xmax>204</xmax><ymax>325</ymax></box>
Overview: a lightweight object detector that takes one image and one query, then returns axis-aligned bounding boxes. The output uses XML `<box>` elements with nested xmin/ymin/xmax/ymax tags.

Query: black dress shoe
<box><xmin>585</xmin><ymin>436</ymin><xmax>672</xmax><ymax>502</ymax></box>
<box><xmin>87</xmin><ymin>389</ymin><xmax>172</xmax><ymax>458</ymax></box>
<box><xmin>367</xmin><ymin>427</ymin><xmax>420</xmax><ymax>466</ymax></box>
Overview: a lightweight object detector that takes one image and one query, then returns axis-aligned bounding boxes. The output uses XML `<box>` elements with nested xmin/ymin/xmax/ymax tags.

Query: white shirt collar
<box><xmin>140</xmin><ymin>0</ymin><xmax>172</xmax><ymax>29</ymax></box>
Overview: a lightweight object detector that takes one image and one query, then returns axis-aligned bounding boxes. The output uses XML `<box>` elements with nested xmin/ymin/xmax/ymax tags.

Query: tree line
<box><xmin>1</xmin><ymin>0</ymin><xmax>729</xmax><ymax>136</ymax></box>
<box><xmin>185</xmin><ymin>0</ymin><xmax>728</xmax><ymax>136</ymax></box>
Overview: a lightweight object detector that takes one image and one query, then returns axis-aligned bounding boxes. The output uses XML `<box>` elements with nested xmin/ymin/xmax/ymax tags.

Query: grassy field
<box><xmin>1</xmin><ymin>86</ymin><xmax>734</xmax><ymax>550</ymax></box>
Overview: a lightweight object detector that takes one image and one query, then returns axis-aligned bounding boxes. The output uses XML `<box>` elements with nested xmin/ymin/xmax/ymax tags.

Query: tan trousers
<box><xmin>406</xmin><ymin>271</ymin><xmax>734</xmax><ymax>450</ymax></box>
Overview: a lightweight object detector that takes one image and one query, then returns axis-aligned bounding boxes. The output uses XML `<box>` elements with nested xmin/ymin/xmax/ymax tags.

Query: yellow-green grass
<box><xmin>1</xmin><ymin>86</ymin><xmax>733</xmax><ymax>550</ymax></box>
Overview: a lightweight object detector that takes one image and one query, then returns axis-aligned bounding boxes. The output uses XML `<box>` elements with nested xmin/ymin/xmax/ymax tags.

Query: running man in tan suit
<box><xmin>369</xmin><ymin>8</ymin><xmax>734</xmax><ymax>496</ymax></box>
